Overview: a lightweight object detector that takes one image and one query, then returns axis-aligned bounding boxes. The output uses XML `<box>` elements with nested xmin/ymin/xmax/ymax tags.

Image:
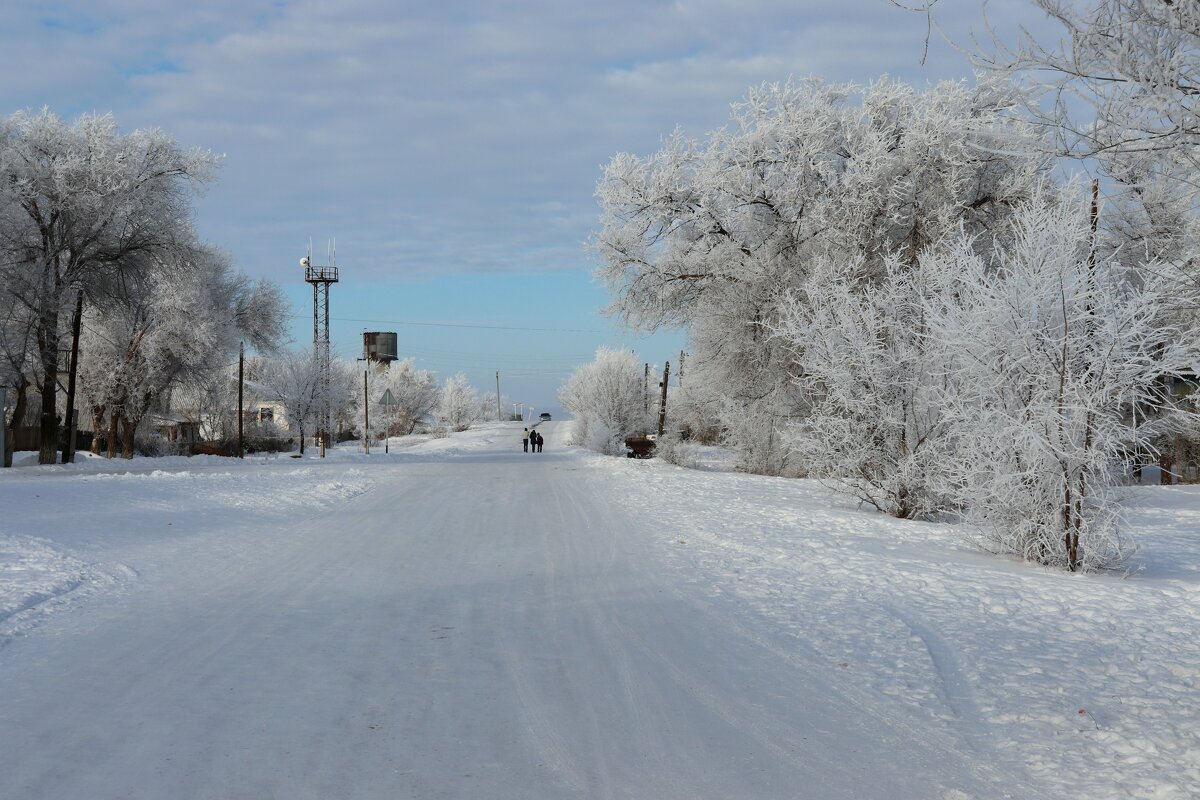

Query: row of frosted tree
<box><xmin>232</xmin><ymin>354</ymin><xmax>491</xmax><ymax>455</ymax></box>
<box><xmin>0</xmin><ymin>110</ymin><xmax>287</xmax><ymax>465</ymax></box>
<box><xmin>0</xmin><ymin>110</ymin><xmax>492</xmax><ymax>464</ymax></box>
<box><xmin>575</xmin><ymin>1</ymin><xmax>1200</xmax><ymax>571</ymax></box>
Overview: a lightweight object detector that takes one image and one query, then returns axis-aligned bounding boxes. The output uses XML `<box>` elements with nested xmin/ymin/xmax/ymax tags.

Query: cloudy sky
<box><xmin>0</xmin><ymin>0</ymin><xmax>1053</xmax><ymax>412</ymax></box>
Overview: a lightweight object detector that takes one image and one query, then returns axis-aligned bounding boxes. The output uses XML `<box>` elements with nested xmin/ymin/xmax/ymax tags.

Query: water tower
<box><xmin>363</xmin><ymin>332</ymin><xmax>398</xmax><ymax>365</ymax></box>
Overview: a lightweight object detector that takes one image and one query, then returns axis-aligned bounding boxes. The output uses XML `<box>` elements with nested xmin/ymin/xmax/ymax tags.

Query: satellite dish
<box><xmin>300</xmin><ymin>256</ymin><xmax>310</xmax><ymax>267</ymax></box>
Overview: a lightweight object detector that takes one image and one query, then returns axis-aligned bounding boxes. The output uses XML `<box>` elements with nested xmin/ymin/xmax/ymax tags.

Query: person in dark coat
<box><xmin>536</xmin><ymin>431</ymin><xmax>544</xmax><ymax>453</ymax></box>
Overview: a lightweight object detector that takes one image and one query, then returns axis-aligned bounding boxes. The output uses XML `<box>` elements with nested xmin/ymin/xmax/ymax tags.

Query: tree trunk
<box><xmin>121</xmin><ymin>415</ymin><xmax>135</xmax><ymax>459</ymax></box>
<box><xmin>1174</xmin><ymin>434</ymin><xmax>1188</xmax><ymax>484</ymax></box>
<box><xmin>107</xmin><ymin>407</ymin><xmax>121</xmax><ymax>459</ymax></box>
<box><xmin>122</xmin><ymin>392</ymin><xmax>153</xmax><ymax>460</ymax></box>
<box><xmin>37</xmin><ymin>328</ymin><xmax>61</xmax><ymax>465</ymax></box>
<box><xmin>90</xmin><ymin>405</ymin><xmax>105</xmax><ymax>455</ymax></box>
<box><xmin>61</xmin><ymin>290</ymin><xmax>84</xmax><ymax>464</ymax></box>
<box><xmin>4</xmin><ymin>380</ymin><xmax>28</xmax><ymax>468</ymax></box>
<box><xmin>1062</xmin><ymin>468</ymin><xmax>1077</xmax><ymax>572</ymax></box>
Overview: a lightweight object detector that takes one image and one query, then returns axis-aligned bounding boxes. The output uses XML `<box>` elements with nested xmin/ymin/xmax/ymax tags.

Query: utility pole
<box><xmin>496</xmin><ymin>370</ymin><xmax>502</xmax><ymax>421</ymax></box>
<box><xmin>644</xmin><ymin>363</ymin><xmax>649</xmax><ymax>415</ymax></box>
<box><xmin>657</xmin><ymin>361</ymin><xmax>670</xmax><ymax>438</ymax></box>
<box><xmin>363</xmin><ymin>369</ymin><xmax>370</xmax><ymax>455</ymax></box>
<box><xmin>237</xmin><ymin>341</ymin><xmax>245</xmax><ymax>458</ymax></box>
<box><xmin>62</xmin><ymin>289</ymin><xmax>84</xmax><ymax>464</ymax></box>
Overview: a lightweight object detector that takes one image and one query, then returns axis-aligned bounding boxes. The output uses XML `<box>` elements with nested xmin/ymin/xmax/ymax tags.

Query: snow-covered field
<box><xmin>1</xmin><ymin>422</ymin><xmax>1197</xmax><ymax>798</ymax></box>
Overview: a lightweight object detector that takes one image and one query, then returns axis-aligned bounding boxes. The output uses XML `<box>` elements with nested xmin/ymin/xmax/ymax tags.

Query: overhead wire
<box><xmin>284</xmin><ymin>312</ymin><xmax>603</xmax><ymax>334</ymax></box>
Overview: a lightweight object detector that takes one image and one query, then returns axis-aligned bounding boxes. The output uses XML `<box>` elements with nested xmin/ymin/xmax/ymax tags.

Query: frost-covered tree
<box><xmin>77</xmin><ymin>245</ymin><xmax>284</xmax><ymax>458</ymax></box>
<box><xmin>981</xmin><ymin>1</ymin><xmax>1199</xmax><ymax>179</ymax></box>
<box><xmin>259</xmin><ymin>349</ymin><xmax>322</xmax><ymax>455</ymax></box>
<box><xmin>776</xmin><ymin>257</ymin><xmax>952</xmax><ymax>518</ymax></box>
<box><xmin>912</xmin><ymin>0</ymin><xmax>1200</xmax><ymax>487</ymax></box>
<box><xmin>559</xmin><ymin>347</ymin><xmax>650</xmax><ymax>455</ymax></box>
<box><xmin>924</xmin><ymin>185</ymin><xmax>1200</xmax><ymax>570</ymax></box>
<box><xmin>438</xmin><ymin>372</ymin><xmax>480</xmax><ymax>432</ymax></box>
<box><xmin>596</xmin><ymin>75</ymin><xmax>1048</xmax><ymax>474</ymax></box>
<box><xmin>376</xmin><ymin>357</ymin><xmax>439</xmax><ymax>435</ymax></box>
<box><xmin>973</xmin><ymin>1</ymin><xmax>1200</xmax><ymax>303</ymax></box>
<box><xmin>0</xmin><ymin>110</ymin><xmax>216</xmax><ymax>463</ymax></box>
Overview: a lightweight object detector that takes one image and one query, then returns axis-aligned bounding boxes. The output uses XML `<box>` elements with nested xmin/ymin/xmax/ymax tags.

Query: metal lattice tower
<box><xmin>302</xmin><ymin>241</ymin><xmax>339</xmax><ymax>456</ymax></box>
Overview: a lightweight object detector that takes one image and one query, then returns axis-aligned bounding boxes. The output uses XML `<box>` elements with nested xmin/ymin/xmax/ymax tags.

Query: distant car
<box><xmin>539</xmin><ymin>412</ymin><xmax>552</xmax><ymax>421</ymax></box>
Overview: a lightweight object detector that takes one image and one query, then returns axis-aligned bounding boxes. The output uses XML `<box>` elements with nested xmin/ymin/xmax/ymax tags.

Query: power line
<box><xmin>285</xmin><ymin>313</ymin><xmax>602</xmax><ymax>334</ymax></box>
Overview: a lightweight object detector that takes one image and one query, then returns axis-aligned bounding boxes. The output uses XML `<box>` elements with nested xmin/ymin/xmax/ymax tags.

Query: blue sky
<box><xmin>0</xmin><ymin>0</ymin><xmax>1052</xmax><ymax>413</ymax></box>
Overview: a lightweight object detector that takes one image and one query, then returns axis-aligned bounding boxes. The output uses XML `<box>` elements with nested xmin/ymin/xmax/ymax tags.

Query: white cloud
<box><xmin>0</xmin><ymin>0</ymin><xmax>1055</xmax><ymax>283</ymax></box>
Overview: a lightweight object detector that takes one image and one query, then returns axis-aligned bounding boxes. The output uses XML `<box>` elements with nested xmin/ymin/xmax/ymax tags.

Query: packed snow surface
<box><xmin>1</xmin><ymin>422</ymin><xmax>1197</xmax><ymax>798</ymax></box>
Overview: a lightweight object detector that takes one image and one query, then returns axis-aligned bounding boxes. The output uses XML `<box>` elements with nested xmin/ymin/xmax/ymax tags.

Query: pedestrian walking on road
<box><xmin>536</xmin><ymin>431</ymin><xmax>544</xmax><ymax>453</ymax></box>
<box><xmin>522</xmin><ymin>428</ymin><xmax>529</xmax><ymax>453</ymax></box>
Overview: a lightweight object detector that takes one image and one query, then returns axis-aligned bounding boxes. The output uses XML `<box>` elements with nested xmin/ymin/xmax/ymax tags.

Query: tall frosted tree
<box><xmin>973</xmin><ymin>1</ymin><xmax>1200</xmax><ymax>299</ymax></box>
<box><xmin>776</xmin><ymin>255</ymin><xmax>952</xmax><ymax>518</ymax></box>
<box><xmin>0</xmin><ymin>110</ymin><xmax>216</xmax><ymax>463</ymax></box>
<box><xmin>260</xmin><ymin>349</ymin><xmax>322</xmax><ymax>455</ymax></box>
<box><xmin>776</xmin><ymin>182</ymin><xmax>1199</xmax><ymax>568</ymax></box>
<box><xmin>595</xmin><ymin>75</ymin><xmax>1048</xmax><ymax>474</ymax></box>
<box><xmin>78</xmin><ymin>245</ymin><xmax>284</xmax><ymax>457</ymax></box>
<box><xmin>925</xmin><ymin>185</ymin><xmax>1198</xmax><ymax>570</ymax></box>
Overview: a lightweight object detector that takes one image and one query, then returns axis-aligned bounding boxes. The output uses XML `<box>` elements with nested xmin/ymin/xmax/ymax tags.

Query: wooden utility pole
<box><xmin>363</xmin><ymin>369</ymin><xmax>370</xmax><ymax>455</ymax></box>
<box><xmin>644</xmin><ymin>363</ymin><xmax>650</xmax><ymax>415</ymax></box>
<box><xmin>496</xmin><ymin>370</ymin><xmax>502</xmax><ymax>421</ymax></box>
<box><xmin>237</xmin><ymin>341</ymin><xmax>245</xmax><ymax>458</ymax></box>
<box><xmin>657</xmin><ymin>361</ymin><xmax>670</xmax><ymax>438</ymax></box>
<box><xmin>62</xmin><ymin>290</ymin><xmax>84</xmax><ymax>464</ymax></box>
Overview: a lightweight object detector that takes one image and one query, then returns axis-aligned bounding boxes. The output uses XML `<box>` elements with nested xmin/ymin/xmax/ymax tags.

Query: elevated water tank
<box><xmin>363</xmin><ymin>331</ymin><xmax>398</xmax><ymax>364</ymax></box>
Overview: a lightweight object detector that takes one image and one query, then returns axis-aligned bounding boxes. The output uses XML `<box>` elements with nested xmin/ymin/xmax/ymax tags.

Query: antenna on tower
<box><xmin>302</xmin><ymin>237</ymin><xmax>341</xmax><ymax>457</ymax></box>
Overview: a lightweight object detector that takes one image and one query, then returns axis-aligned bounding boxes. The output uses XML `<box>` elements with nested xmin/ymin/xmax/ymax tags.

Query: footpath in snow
<box><xmin>0</xmin><ymin>421</ymin><xmax>1197</xmax><ymax>799</ymax></box>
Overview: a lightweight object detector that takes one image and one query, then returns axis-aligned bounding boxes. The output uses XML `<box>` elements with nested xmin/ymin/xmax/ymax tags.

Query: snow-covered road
<box><xmin>1</xmin><ymin>422</ymin><xmax>1194</xmax><ymax>798</ymax></box>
